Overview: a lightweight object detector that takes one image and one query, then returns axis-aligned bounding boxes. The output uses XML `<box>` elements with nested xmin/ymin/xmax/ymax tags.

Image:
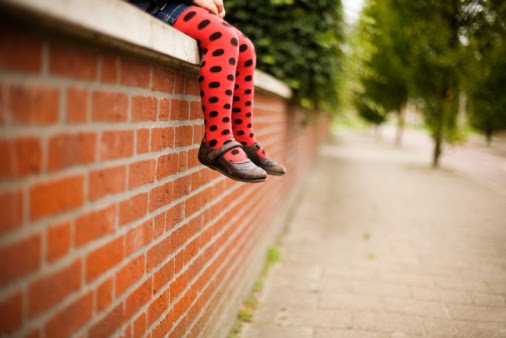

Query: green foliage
<box><xmin>223</xmin><ymin>0</ymin><xmax>344</xmax><ymax>111</ymax></box>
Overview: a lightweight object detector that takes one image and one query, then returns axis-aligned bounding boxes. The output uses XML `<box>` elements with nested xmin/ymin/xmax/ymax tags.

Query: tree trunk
<box><xmin>485</xmin><ymin>120</ymin><xmax>493</xmax><ymax>145</ymax></box>
<box><xmin>432</xmin><ymin>135</ymin><xmax>442</xmax><ymax>167</ymax></box>
<box><xmin>395</xmin><ymin>102</ymin><xmax>407</xmax><ymax>147</ymax></box>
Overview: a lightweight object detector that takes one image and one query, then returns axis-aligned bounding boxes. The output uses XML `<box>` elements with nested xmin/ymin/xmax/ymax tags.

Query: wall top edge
<box><xmin>1</xmin><ymin>0</ymin><xmax>292</xmax><ymax>99</ymax></box>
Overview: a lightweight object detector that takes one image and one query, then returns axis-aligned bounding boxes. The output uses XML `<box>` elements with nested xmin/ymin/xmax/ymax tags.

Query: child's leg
<box><xmin>172</xmin><ymin>6</ymin><xmax>248</xmax><ymax>162</ymax></box>
<box><xmin>227</xmin><ymin>26</ymin><xmax>269</xmax><ymax>158</ymax></box>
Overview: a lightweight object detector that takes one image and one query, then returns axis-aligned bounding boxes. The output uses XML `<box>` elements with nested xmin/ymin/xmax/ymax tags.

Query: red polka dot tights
<box><xmin>173</xmin><ymin>6</ymin><xmax>268</xmax><ymax>162</ymax></box>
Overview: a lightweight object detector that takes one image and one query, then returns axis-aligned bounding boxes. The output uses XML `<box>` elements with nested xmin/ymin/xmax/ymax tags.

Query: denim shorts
<box><xmin>156</xmin><ymin>3</ymin><xmax>192</xmax><ymax>26</ymax></box>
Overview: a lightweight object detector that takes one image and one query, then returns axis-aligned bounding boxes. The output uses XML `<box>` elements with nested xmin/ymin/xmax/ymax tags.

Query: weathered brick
<box><xmin>0</xmin><ymin>235</ymin><xmax>41</xmax><ymax>285</ymax></box>
<box><xmin>86</xmin><ymin>236</ymin><xmax>123</xmax><ymax>282</ymax></box>
<box><xmin>125</xmin><ymin>220</ymin><xmax>153</xmax><ymax>256</ymax></box>
<box><xmin>30</xmin><ymin>175</ymin><xmax>84</xmax><ymax>220</ymax></box>
<box><xmin>131</xmin><ymin>96</ymin><xmax>157</xmax><ymax>121</ymax></box>
<box><xmin>0</xmin><ymin>138</ymin><xmax>43</xmax><ymax>179</ymax></box>
<box><xmin>153</xmin><ymin>212</ymin><xmax>165</xmax><ymax>238</ymax></box>
<box><xmin>136</xmin><ymin>128</ymin><xmax>150</xmax><ymax>154</ymax></box>
<box><xmin>171</xmin><ymin>99</ymin><xmax>189</xmax><ymax>120</ymax></box>
<box><xmin>89</xmin><ymin>165</ymin><xmax>126</xmax><ymax>200</ymax></box>
<box><xmin>0</xmin><ymin>189</ymin><xmax>23</xmax><ymax>234</ymax></box>
<box><xmin>28</xmin><ymin>259</ymin><xmax>82</xmax><ymax>317</ymax></box>
<box><xmin>185</xmin><ymin>77</ymin><xmax>200</xmax><ymax>96</ymax></box>
<box><xmin>159</xmin><ymin>98</ymin><xmax>170</xmax><ymax>120</ymax></box>
<box><xmin>153</xmin><ymin>259</ymin><xmax>174</xmax><ymax>293</ymax></box>
<box><xmin>133</xmin><ymin>313</ymin><xmax>146</xmax><ymax>338</ymax></box>
<box><xmin>89</xmin><ymin>302</ymin><xmax>124</xmax><ymax>338</ymax></box>
<box><xmin>116</xmin><ymin>255</ymin><xmax>145</xmax><ymax>296</ymax></box>
<box><xmin>151</xmin><ymin>127</ymin><xmax>174</xmax><ymax>152</ymax></box>
<box><xmin>48</xmin><ymin>132</ymin><xmax>96</xmax><ymax>171</ymax></box>
<box><xmin>175</xmin><ymin>126</ymin><xmax>193</xmax><ymax>147</ymax></box>
<box><xmin>120</xmin><ymin>58</ymin><xmax>151</xmax><ymax>88</ymax></box>
<box><xmin>46</xmin><ymin>221</ymin><xmax>71</xmax><ymax>262</ymax></box>
<box><xmin>128</xmin><ymin>160</ymin><xmax>155</xmax><ymax>189</ymax></box>
<box><xmin>150</xmin><ymin>182</ymin><xmax>173</xmax><ymax>212</ymax></box>
<box><xmin>75</xmin><ymin>204</ymin><xmax>116</xmax><ymax>247</ymax></box>
<box><xmin>95</xmin><ymin>277</ymin><xmax>113</xmax><ymax>313</ymax></box>
<box><xmin>66</xmin><ymin>87</ymin><xmax>88</xmax><ymax>123</ymax></box>
<box><xmin>119</xmin><ymin>193</ymin><xmax>148</xmax><ymax>226</ymax></box>
<box><xmin>49</xmin><ymin>41</ymin><xmax>98</xmax><ymax>80</ymax></box>
<box><xmin>170</xmin><ymin>270</ymin><xmax>188</xmax><ymax>302</ymax></box>
<box><xmin>0</xmin><ymin>291</ymin><xmax>23</xmax><ymax>334</ymax></box>
<box><xmin>44</xmin><ymin>291</ymin><xmax>93</xmax><ymax>338</ymax></box>
<box><xmin>157</xmin><ymin>153</ymin><xmax>178</xmax><ymax>179</ymax></box>
<box><xmin>101</xmin><ymin>54</ymin><xmax>119</xmax><ymax>84</ymax></box>
<box><xmin>125</xmin><ymin>278</ymin><xmax>152</xmax><ymax>319</ymax></box>
<box><xmin>152</xmin><ymin>65</ymin><xmax>175</xmax><ymax>92</ymax></box>
<box><xmin>0</xmin><ymin>28</ymin><xmax>42</xmax><ymax>73</ymax></box>
<box><xmin>92</xmin><ymin>91</ymin><xmax>128</xmax><ymax>122</ymax></box>
<box><xmin>146</xmin><ymin>236</ymin><xmax>171</xmax><ymax>272</ymax></box>
<box><xmin>147</xmin><ymin>291</ymin><xmax>169</xmax><ymax>327</ymax></box>
<box><xmin>173</xmin><ymin>175</ymin><xmax>191</xmax><ymax>201</ymax></box>
<box><xmin>99</xmin><ymin>130</ymin><xmax>134</xmax><ymax>160</ymax></box>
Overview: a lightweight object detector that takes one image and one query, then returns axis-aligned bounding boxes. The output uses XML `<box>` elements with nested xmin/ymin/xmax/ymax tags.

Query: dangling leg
<box><xmin>227</xmin><ymin>25</ymin><xmax>286</xmax><ymax>175</ymax></box>
<box><xmin>172</xmin><ymin>6</ymin><xmax>248</xmax><ymax>163</ymax></box>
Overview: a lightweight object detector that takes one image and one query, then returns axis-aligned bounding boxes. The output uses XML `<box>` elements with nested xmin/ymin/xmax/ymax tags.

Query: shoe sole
<box><xmin>265</xmin><ymin>170</ymin><xmax>285</xmax><ymax>176</ymax></box>
<box><xmin>199</xmin><ymin>159</ymin><xmax>267</xmax><ymax>183</ymax></box>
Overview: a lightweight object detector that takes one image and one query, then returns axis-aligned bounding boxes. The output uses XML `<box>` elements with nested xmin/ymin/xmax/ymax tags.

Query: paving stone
<box><xmin>319</xmin><ymin>293</ymin><xmax>383</xmax><ymax>311</ymax></box>
<box><xmin>315</xmin><ymin>328</ymin><xmax>390</xmax><ymax>338</ymax></box>
<box><xmin>448</xmin><ymin>303</ymin><xmax>506</xmax><ymax>323</ymax></box>
<box><xmin>273</xmin><ymin>308</ymin><xmax>353</xmax><ymax>330</ymax></box>
<box><xmin>409</xmin><ymin>286</ymin><xmax>473</xmax><ymax>305</ymax></box>
<box><xmin>352</xmin><ymin>312</ymin><xmax>425</xmax><ymax>336</ymax></box>
<box><xmin>242</xmin><ymin>323</ymin><xmax>313</xmax><ymax>338</ymax></box>
<box><xmin>381</xmin><ymin>297</ymin><xmax>450</xmax><ymax>319</ymax></box>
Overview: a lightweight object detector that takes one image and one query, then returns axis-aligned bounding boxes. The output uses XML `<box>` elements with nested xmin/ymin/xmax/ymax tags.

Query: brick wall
<box><xmin>0</xmin><ymin>13</ymin><xmax>329</xmax><ymax>338</ymax></box>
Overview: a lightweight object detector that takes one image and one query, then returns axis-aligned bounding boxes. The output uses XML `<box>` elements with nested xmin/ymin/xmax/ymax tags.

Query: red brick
<box><xmin>136</xmin><ymin>129</ymin><xmax>150</xmax><ymax>154</ymax></box>
<box><xmin>151</xmin><ymin>127</ymin><xmax>174</xmax><ymax>151</ymax></box>
<box><xmin>147</xmin><ymin>292</ymin><xmax>168</xmax><ymax>327</ymax></box>
<box><xmin>44</xmin><ymin>291</ymin><xmax>93</xmax><ymax>338</ymax></box>
<box><xmin>100</xmin><ymin>130</ymin><xmax>134</xmax><ymax>160</ymax></box>
<box><xmin>48</xmin><ymin>132</ymin><xmax>96</xmax><ymax>171</ymax></box>
<box><xmin>149</xmin><ymin>182</ymin><xmax>173</xmax><ymax>212</ymax></box>
<box><xmin>190</xmin><ymin>101</ymin><xmax>202</xmax><ymax>120</ymax></box>
<box><xmin>125</xmin><ymin>278</ymin><xmax>152</xmax><ymax>319</ymax></box>
<box><xmin>188</xmin><ymin>148</ymin><xmax>200</xmax><ymax>169</ymax></box>
<box><xmin>30</xmin><ymin>175</ymin><xmax>84</xmax><ymax>220</ymax></box>
<box><xmin>173</xmin><ymin>175</ymin><xmax>191</xmax><ymax>200</ymax></box>
<box><xmin>101</xmin><ymin>54</ymin><xmax>119</xmax><ymax>84</ymax></box>
<box><xmin>129</xmin><ymin>160</ymin><xmax>155</xmax><ymax>189</ymax></box>
<box><xmin>125</xmin><ymin>220</ymin><xmax>153</xmax><ymax>256</ymax></box>
<box><xmin>174</xmin><ymin>73</ymin><xmax>185</xmax><ymax>94</ymax></box>
<box><xmin>49</xmin><ymin>41</ymin><xmax>98</xmax><ymax>80</ymax></box>
<box><xmin>120</xmin><ymin>59</ymin><xmax>151</xmax><ymax>88</ymax></box>
<box><xmin>86</xmin><ymin>236</ymin><xmax>123</xmax><ymax>282</ymax></box>
<box><xmin>46</xmin><ymin>221</ymin><xmax>71</xmax><ymax>262</ymax></box>
<box><xmin>146</xmin><ymin>236</ymin><xmax>171</xmax><ymax>272</ymax></box>
<box><xmin>24</xmin><ymin>328</ymin><xmax>41</xmax><ymax>338</ymax></box>
<box><xmin>89</xmin><ymin>302</ymin><xmax>124</xmax><ymax>338</ymax></box>
<box><xmin>123</xmin><ymin>323</ymin><xmax>133</xmax><ymax>338</ymax></box>
<box><xmin>75</xmin><ymin>204</ymin><xmax>116</xmax><ymax>247</ymax></box>
<box><xmin>0</xmin><ymin>138</ymin><xmax>43</xmax><ymax>179</ymax></box>
<box><xmin>0</xmin><ymin>29</ymin><xmax>42</xmax><ymax>73</ymax></box>
<box><xmin>154</xmin><ymin>212</ymin><xmax>165</xmax><ymax>238</ymax></box>
<box><xmin>131</xmin><ymin>96</ymin><xmax>157</xmax><ymax>121</ymax></box>
<box><xmin>175</xmin><ymin>126</ymin><xmax>193</xmax><ymax>147</ymax></box>
<box><xmin>173</xmin><ymin>291</ymin><xmax>191</xmax><ymax>322</ymax></box>
<box><xmin>88</xmin><ymin>165</ymin><xmax>126</xmax><ymax>200</ymax></box>
<box><xmin>95</xmin><ymin>277</ymin><xmax>113</xmax><ymax>312</ymax></box>
<box><xmin>120</xmin><ymin>192</ymin><xmax>147</xmax><ymax>226</ymax></box>
<box><xmin>153</xmin><ymin>259</ymin><xmax>174</xmax><ymax>293</ymax></box>
<box><xmin>66</xmin><ymin>87</ymin><xmax>88</xmax><ymax>123</ymax></box>
<box><xmin>171</xmin><ymin>99</ymin><xmax>189</xmax><ymax>120</ymax></box>
<box><xmin>157</xmin><ymin>153</ymin><xmax>178</xmax><ymax>179</ymax></box>
<box><xmin>185</xmin><ymin>77</ymin><xmax>200</xmax><ymax>96</ymax></box>
<box><xmin>185</xmin><ymin>193</ymin><xmax>201</xmax><ymax>217</ymax></box>
<box><xmin>0</xmin><ymin>291</ymin><xmax>23</xmax><ymax>334</ymax></box>
<box><xmin>0</xmin><ymin>234</ymin><xmax>40</xmax><ymax>286</ymax></box>
<box><xmin>8</xmin><ymin>84</ymin><xmax>59</xmax><ymax>124</ymax></box>
<box><xmin>178</xmin><ymin>151</ymin><xmax>188</xmax><ymax>172</ymax></box>
<box><xmin>133</xmin><ymin>313</ymin><xmax>146</xmax><ymax>338</ymax></box>
<box><xmin>28</xmin><ymin>259</ymin><xmax>82</xmax><ymax>317</ymax></box>
<box><xmin>169</xmin><ymin>270</ymin><xmax>188</xmax><ymax>302</ymax></box>
<box><xmin>0</xmin><ymin>189</ymin><xmax>23</xmax><ymax>234</ymax></box>
<box><xmin>159</xmin><ymin>98</ymin><xmax>170</xmax><ymax>120</ymax></box>
<box><xmin>152</xmin><ymin>65</ymin><xmax>175</xmax><ymax>92</ymax></box>
<box><xmin>151</xmin><ymin>312</ymin><xmax>173</xmax><ymax>337</ymax></box>
<box><xmin>92</xmin><ymin>91</ymin><xmax>128</xmax><ymax>122</ymax></box>
<box><xmin>116</xmin><ymin>254</ymin><xmax>145</xmax><ymax>296</ymax></box>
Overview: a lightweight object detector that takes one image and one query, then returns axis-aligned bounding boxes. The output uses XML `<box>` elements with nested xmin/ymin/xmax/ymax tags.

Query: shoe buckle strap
<box><xmin>208</xmin><ymin>141</ymin><xmax>243</xmax><ymax>161</ymax></box>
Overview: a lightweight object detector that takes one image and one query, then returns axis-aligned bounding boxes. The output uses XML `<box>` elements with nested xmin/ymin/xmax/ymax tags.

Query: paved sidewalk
<box><xmin>241</xmin><ymin>130</ymin><xmax>506</xmax><ymax>338</ymax></box>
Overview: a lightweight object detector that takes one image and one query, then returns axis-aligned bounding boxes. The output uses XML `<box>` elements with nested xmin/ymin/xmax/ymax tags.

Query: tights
<box><xmin>173</xmin><ymin>6</ymin><xmax>268</xmax><ymax>162</ymax></box>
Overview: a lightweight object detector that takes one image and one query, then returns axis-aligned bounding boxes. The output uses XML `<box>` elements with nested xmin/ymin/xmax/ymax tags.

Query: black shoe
<box><xmin>242</xmin><ymin>142</ymin><xmax>286</xmax><ymax>176</ymax></box>
<box><xmin>198</xmin><ymin>139</ymin><xmax>267</xmax><ymax>183</ymax></box>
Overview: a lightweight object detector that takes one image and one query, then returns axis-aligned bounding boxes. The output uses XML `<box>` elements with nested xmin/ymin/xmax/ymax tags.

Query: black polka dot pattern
<box><xmin>198</xmin><ymin>20</ymin><xmax>211</xmax><ymax>29</ymax></box>
<box><xmin>210</xmin><ymin>32</ymin><xmax>222</xmax><ymax>41</ymax></box>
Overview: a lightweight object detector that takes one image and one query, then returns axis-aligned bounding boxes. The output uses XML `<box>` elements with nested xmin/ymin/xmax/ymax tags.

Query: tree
<box><xmin>223</xmin><ymin>0</ymin><xmax>344</xmax><ymax>112</ymax></box>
